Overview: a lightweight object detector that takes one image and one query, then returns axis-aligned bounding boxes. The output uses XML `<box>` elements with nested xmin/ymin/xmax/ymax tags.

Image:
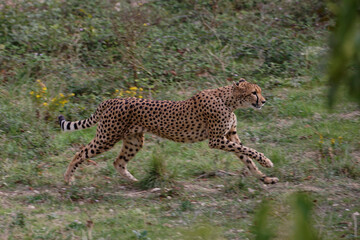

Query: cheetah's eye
<box><xmin>252</xmin><ymin>91</ymin><xmax>257</xmax><ymax>95</ymax></box>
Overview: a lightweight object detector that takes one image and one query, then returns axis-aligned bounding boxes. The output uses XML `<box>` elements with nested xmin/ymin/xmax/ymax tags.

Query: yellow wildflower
<box><xmin>59</xmin><ymin>93</ymin><xmax>64</xmax><ymax>97</ymax></box>
<box><xmin>139</xmin><ymin>88</ymin><xmax>144</xmax><ymax>91</ymax></box>
<box><xmin>36</xmin><ymin>94</ymin><xmax>41</xmax><ymax>98</ymax></box>
<box><xmin>331</xmin><ymin>138</ymin><xmax>335</xmax><ymax>145</ymax></box>
<box><xmin>138</xmin><ymin>95</ymin><xmax>143</xmax><ymax>98</ymax></box>
<box><xmin>129</xmin><ymin>86</ymin><xmax>138</xmax><ymax>91</ymax></box>
<box><xmin>30</xmin><ymin>91</ymin><xmax>34</xmax><ymax>95</ymax></box>
<box><xmin>42</xmin><ymin>87</ymin><xmax>47</xmax><ymax>91</ymax></box>
<box><xmin>143</xmin><ymin>23</ymin><xmax>148</xmax><ymax>26</ymax></box>
<box><xmin>43</xmin><ymin>102</ymin><xmax>48</xmax><ymax>106</ymax></box>
<box><xmin>70</xmin><ymin>93</ymin><xmax>75</xmax><ymax>96</ymax></box>
<box><xmin>125</xmin><ymin>90</ymin><xmax>131</xmax><ymax>94</ymax></box>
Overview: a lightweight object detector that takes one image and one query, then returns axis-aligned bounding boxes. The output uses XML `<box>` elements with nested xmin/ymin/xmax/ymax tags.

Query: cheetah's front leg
<box><xmin>113</xmin><ymin>134</ymin><xmax>144</xmax><ymax>182</ymax></box>
<box><xmin>209</xmin><ymin>136</ymin><xmax>273</xmax><ymax>167</ymax></box>
<box><xmin>209</xmin><ymin>135</ymin><xmax>278</xmax><ymax>184</ymax></box>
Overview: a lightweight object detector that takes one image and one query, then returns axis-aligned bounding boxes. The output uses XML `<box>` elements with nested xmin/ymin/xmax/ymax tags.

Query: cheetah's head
<box><xmin>233</xmin><ymin>79</ymin><xmax>266</xmax><ymax>109</ymax></box>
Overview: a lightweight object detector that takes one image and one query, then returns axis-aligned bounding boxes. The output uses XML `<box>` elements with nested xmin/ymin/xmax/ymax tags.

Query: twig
<box><xmin>353</xmin><ymin>212</ymin><xmax>359</xmax><ymax>238</ymax></box>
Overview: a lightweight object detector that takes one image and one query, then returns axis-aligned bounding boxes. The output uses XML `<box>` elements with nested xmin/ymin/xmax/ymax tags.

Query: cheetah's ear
<box><xmin>233</xmin><ymin>78</ymin><xmax>246</xmax><ymax>88</ymax></box>
<box><xmin>238</xmin><ymin>78</ymin><xmax>246</xmax><ymax>83</ymax></box>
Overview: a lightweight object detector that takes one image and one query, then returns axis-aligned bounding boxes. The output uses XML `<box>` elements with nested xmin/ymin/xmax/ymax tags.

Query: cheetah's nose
<box><xmin>261</xmin><ymin>100</ymin><xmax>266</xmax><ymax>104</ymax></box>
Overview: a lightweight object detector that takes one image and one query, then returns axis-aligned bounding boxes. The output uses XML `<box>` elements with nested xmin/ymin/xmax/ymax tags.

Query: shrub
<box><xmin>29</xmin><ymin>79</ymin><xmax>74</xmax><ymax>120</ymax></box>
<box><xmin>138</xmin><ymin>152</ymin><xmax>175</xmax><ymax>190</ymax></box>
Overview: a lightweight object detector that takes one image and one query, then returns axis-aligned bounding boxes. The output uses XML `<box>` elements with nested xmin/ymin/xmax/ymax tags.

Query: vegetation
<box><xmin>327</xmin><ymin>0</ymin><xmax>360</xmax><ymax>106</ymax></box>
<box><xmin>0</xmin><ymin>0</ymin><xmax>359</xmax><ymax>239</ymax></box>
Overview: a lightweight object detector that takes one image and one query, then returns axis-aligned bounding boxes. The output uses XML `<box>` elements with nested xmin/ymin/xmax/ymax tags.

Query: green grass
<box><xmin>1</xmin><ymin>0</ymin><xmax>360</xmax><ymax>239</ymax></box>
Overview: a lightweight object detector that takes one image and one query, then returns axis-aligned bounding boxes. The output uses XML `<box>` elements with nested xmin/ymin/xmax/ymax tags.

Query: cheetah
<box><xmin>58</xmin><ymin>79</ymin><xmax>279</xmax><ymax>185</ymax></box>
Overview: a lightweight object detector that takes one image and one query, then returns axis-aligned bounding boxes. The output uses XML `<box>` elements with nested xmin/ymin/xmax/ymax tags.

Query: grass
<box><xmin>1</xmin><ymin>0</ymin><xmax>360</xmax><ymax>239</ymax></box>
<box><xmin>1</xmin><ymin>86</ymin><xmax>359</xmax><ymax>240</ymax></box>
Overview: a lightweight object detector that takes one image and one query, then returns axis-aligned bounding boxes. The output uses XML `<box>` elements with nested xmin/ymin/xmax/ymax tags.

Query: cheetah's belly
<box><xmin>147</xmin><ymin>122</ymin><xmax>209</xmax><ymax>143</ymax></box>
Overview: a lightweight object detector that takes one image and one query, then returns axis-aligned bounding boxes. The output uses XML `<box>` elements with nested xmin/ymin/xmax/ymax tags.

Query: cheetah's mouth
<box><xmin>252</xmin><ymin>103</ymin><xmax>262</xmax><ymax>109</ymax></box>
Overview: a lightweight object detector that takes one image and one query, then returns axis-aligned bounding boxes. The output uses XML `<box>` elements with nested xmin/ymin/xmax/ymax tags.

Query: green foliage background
<box><xmin>0</xmin><ymin>0</ymin><xmax>359</xmax><ymax>239</ymax></box>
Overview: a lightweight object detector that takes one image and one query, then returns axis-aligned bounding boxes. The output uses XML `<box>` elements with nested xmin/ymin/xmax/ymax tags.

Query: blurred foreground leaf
<box><xmin>251</xmin><ymin>201</ymin><xmax>275</xmax><ymax>240</ymax></box>
<box><xmin>328</xmin><ymin>0</ymin><xmax>360</xmax><ymax>106</ymax></box>
<box><xmin>291</xmin><ymin>193</ymin><xmax>320</xmax><ymax>240</ymax></box>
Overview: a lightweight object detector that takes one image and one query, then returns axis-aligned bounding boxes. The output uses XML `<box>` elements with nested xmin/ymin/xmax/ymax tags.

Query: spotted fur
<box><xmin>59</xmin><ymin>79</ymin><xmax>278</xmax><ymax>184</ymax></box>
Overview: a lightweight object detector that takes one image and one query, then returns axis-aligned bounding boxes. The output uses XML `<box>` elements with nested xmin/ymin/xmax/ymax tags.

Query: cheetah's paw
<box><xmin>262</xmin><ymin>156</ymin><xmax>274</xmax><ymax>168</ymax></box>
<box><xmin>64</xmin><ymin>173</ymin><xmax>75</xmax><ymax>185</ymax></box>
<box><xmin>261</xmin><ymin>176</ymin><xmax>279</xmax><ymax>184</ymax></box>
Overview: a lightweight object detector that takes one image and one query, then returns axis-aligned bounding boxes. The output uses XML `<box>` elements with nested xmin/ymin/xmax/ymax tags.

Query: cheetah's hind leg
<box><xmin>64</xmin><ymin>138</ymin><xmax>115</xmax><ymax>184</ymax></box>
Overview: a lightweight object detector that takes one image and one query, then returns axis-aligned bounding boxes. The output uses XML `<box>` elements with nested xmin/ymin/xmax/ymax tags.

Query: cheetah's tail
<box><xmin>58</xmin><ymin>114</ymin><xmax>98</xmax><ymax>131</ymax></box>
<box><xmin>58</xmin><ymin>102</ymin><xmax>105</xmax><ymax>131</ymax></box>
